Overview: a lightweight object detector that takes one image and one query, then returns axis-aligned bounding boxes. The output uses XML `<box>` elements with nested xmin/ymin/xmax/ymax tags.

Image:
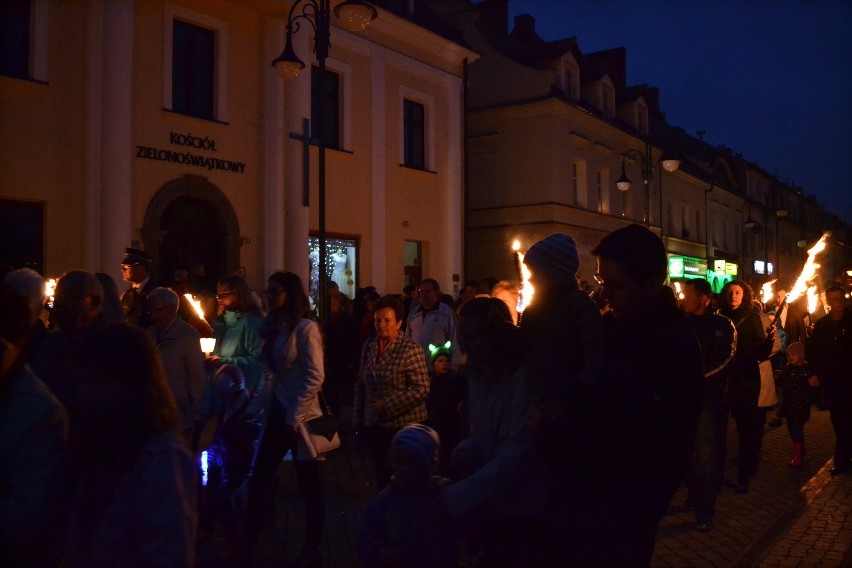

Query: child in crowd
<box><xmin>201</xmin><ymin>364</ymin><xmax>262</xmax><ymax>532</ymax></box>
<box><xmin>357</xmin><ymin>424</ymin><xmax>459</xmax><ymax>567</ymax></box>
<box><xmin>775</xmin><ymin>342</ymin><xmax>818</xmax><ymax>467</ymax></box>
<box><xmin>425</xmin><ymin>343</ymin><xmax>466</xmax><ymax>478</ymax></box>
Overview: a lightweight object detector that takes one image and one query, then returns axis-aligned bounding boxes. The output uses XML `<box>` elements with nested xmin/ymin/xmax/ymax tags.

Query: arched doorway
<box><xmin>143</xmin><ymin>175</ymin><xmax>241</xmax><ymax>291</ymax></box>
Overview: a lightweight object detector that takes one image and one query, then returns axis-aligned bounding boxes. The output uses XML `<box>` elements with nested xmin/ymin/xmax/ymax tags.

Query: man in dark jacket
<box><xmin>568</xmin><ymin>224</ymin><xmax>704</xmax><ymax>567</ymax></box>
<box><xmin>681</xmin><ymin>278</ymin><xmax>737</xmax><ymax>531</ymax></box>
<box><xmin>807</xmin><ymin>286</ymin><xmax>852</xmax><ymax>475</ymax></box>
<box><xmin>119</xmin><ymin>247</ymin><xmax>157</xmax><ymax>328</ymax></box>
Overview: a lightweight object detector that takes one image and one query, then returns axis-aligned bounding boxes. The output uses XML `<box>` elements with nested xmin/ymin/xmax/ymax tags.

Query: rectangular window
<box><xmin>571</xmin><ymin>161</ymin><xmax>587</xmax><ymax>208</ymax></box>
<box><xmin>595</xmin><ymin>170</ymin><xmax>610</xmax><ymax>213</ymax></box>
<box><xmin>311</xmin><ymin>66</ymin><xmax>340</xmax><ymax>149</ymax></box>
<box><xmin>0</xmin><ymin>0</ymin><xmax>31</xmax><ymax>79</ymax></box>
<box><xmin>172</xmin><ymin>20</ymin><xmax>215</xmax><ymax>120</ymax></box>
<box><xmin>0</xmin><ymin>199</ymin><xmax>44</xmax><ymax>273</ymax></box>
<box><xmin>403</xmin><ymin>99</ymin><xmax>425</xmax><ymax>169</ymax></box>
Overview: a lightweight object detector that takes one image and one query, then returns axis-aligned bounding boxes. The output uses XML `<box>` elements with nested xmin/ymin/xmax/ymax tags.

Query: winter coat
<box><xmin>265</xmin><ymin>317</ymin><xmax>325</xmax><ymax>428</ymax></box>
<box><xmin>807</xmin><ymin>309</ymin><xmax>852</xmax><ymax>409</ymax></box>
<box><xmin>148</xmin><ymin>316</ymin><xmax>206</xmax><ymax>429</ymax></box>
<box><xmin>519</xmin><ymin>284</ymin><xmax>603</xmax><ymax>461</ymax></box>
<box><xmin>719</xmin><ymin>304</ymin><xmax>774</xmax><ymax>408</ymax></box>
<box><xmin>211</xmin><ymin>310</ymin><xmax>264</xmax><ymax>392</ymax></box>
<box><xmin>354</xmin><ymin>334</ymin><xmax>429</xmax><ymax>428</ymax></box>
<box><xmin>776</xmin><ymin>364</ymin><xmax>814</xmax><ymax>421</ymax></box>
<box><xmin>441</xmin><ymin>364</ymin><xmax>547</xmax><ymax>520</ymax></box>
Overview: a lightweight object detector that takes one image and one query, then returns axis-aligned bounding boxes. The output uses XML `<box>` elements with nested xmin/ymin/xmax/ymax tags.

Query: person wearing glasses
<box><xmin>562</xmin><ymin>224</ymin><xmax>704</xmax><ymax>566</ymax></box>
<box><xmin>406</xmin><ymin>279</ymin><xmax>461</xmax><ymax>369</ymax></box>
<box><xmin>207</xmin><ymin>275</ymin><xmax>264</xmax><ymax>393</ymax></box>
<box><xmin>243</xmin><ymin>272</ymin><xmax>327</xmax><ymax>567</ymax></box>
<box><xmin>145</xmin><ymin>287</ymin><xmax>206</xmax><ymax>442</ymax></box>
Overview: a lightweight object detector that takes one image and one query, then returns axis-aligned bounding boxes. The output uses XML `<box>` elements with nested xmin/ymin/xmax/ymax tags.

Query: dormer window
<box><xmin>600</xmin><ymin>79</ymin><xmax>615</xmax><ymax>119</ymax></box>
<box><xmin>637</xmin><ymin>103</ymin><xmax>648</xmax><ymax>135</ymax></box>
<box><xmin>557</xmin><ymin>54</ymin><xmax>579</xmax><ymax>100</ymax></box>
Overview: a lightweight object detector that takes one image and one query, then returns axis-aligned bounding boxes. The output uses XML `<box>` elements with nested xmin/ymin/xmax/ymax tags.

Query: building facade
<box><xmin>0</xmin><ymin>0</ymin><xmax>476</xmax><ymax>300</ymax></box>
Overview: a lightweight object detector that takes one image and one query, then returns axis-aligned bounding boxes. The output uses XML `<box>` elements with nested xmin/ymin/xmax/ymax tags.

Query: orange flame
<box><xmin>184</xmin><ymin>294</ymin><xmax>206</xmax><ymax>320</ymax></box>
<box><xmin>513</xmin><ymin>240</ymin><xmax>535</xmax><ymax>312</ymax></box>
<box><xmin>760</xmin><ymin>279</ymin><xmax>777</xmax><ymax>305</ymax></box>
<box><xmin>787</xmin><ymin>233</ymin><xmax>830</xmax><ymax>304</ymax></box>
<box><xmin>806</xmin><ymin>286</ymin><xmax>820</xmax><ymax>315</ymax></box>
<box><xmin>674</xmin><ymin>281</ymin><xmax>684</xmax><ymax>300</ymax></box>
<box><xmin>44</xmin><ymin>278</ymin><xmax>57</xmax><ymax>304</ymax></box>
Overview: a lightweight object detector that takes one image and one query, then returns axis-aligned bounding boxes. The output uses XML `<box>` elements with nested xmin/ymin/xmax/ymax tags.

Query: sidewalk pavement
<box><xmin>653</xmin><ymin>407</ymin><xmax>850</xmax><ymax>567</ymax></box>
<box><xmin>196</xmin><ymin>406</ymin><xmax>849</xmax><ymax>567</ymax></box>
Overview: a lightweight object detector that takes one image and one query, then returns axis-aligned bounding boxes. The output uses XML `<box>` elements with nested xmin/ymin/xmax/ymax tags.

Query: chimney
<box><xmin>511</xmin><ymin>14</ymin><xmax>537</xmax><ymax>43</ymax></box>
<box><xmin>479</xmin><ymin>0</ymin><xmax>509</xmax><ymax>35</ymax></box>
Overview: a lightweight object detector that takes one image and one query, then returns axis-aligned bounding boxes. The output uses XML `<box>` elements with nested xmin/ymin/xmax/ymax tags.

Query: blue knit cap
<box><xmin>390</xmin><ymin>424</ymin><xmax>440</xmax><ymax>473</ymax></box>
<box><xmin>523</xmin><ymin>233</ymin><xmax>581</xmax><ymax>284</ymax></box>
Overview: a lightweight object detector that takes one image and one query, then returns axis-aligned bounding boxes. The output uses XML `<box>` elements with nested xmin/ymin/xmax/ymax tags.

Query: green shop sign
<box><xmin>668</xmin><ymin>255</ymin><xmax>707</xmax><ymax>279</ymax></box>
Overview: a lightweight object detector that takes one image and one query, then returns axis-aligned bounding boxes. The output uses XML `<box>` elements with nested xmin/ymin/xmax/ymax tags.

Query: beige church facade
<box><xmin>1</xmin><ymin>0</ymin><xmax>476</xmax><ymax>299</ymax></box>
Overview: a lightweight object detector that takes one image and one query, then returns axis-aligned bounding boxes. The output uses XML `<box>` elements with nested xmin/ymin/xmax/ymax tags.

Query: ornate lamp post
<box><xmin>271</xmin><ymin>0</ymin><xmax>377</xmax><ymax>319</ymax></box>
<box><xmin>615</xmin><ymin>141</ymin><xmax>680</xmax><ymax>227</ymax></box>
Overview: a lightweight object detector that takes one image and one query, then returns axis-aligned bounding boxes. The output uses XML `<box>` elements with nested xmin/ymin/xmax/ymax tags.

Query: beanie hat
<box><xmin>786</xmin><ymin>342</ymin><xmax>805</xmax><ymax>359</ymax></box>
<box><xmin>523</xmin><ymin>233</ymin><xmax>580</xmax><ymax>284</ymax></box>
<box><xmin>390</xmin><ymin>424</ymin><xmax>440</xmax><ymax>473</ymax></box>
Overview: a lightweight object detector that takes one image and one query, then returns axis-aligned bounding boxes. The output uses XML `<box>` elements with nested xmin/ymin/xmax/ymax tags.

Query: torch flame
<box><xmin>806</xmin><ymin>286</ymin><xmax>820</xmax><ymax>315</ymax></box>
<box><xmin>512</xmin><ymin>240</ymin><xmax>535</xmax><ymax>312</ymax></box>
<box><xmin>786</xmin><ymin>233</ymin><xmax>830</xmax><ymax>304</ymax></box>
<box><xmin>674</xmin><ymin>281</ymin><xmax>684</xmax><ymax>300</ymax></box>
<box><xmin>761</xmin><ymin>279</ymin><xmax>777</xmax><ymax>305</ymax></box>
<box><xmin>184</xmin><ymin>293</ymin><xmax>206</xmax><ymax>320</ymax></box>
<box><xmin>44</xmin><ymin>278</ymin><xmax>57</xmax><ymax>304</ymax></box>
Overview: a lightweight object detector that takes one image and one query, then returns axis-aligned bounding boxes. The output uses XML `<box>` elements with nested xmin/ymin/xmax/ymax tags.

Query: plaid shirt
<box><xmin>353</xmin><ymin>333</ymin><xmax>429</xmax><ymax>428</ymax></box>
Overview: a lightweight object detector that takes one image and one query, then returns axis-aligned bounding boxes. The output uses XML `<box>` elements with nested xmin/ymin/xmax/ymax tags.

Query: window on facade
<box><xmin>403</xmin><ymin>99</ymin><xmax>426</xmax><ymax>169</ymax></box>
<box><xmin>172</xmin><ymin>20</ymin><xmax>215</xmax><ymax>120</ymax></box>
<box><xmin>0</xmin><ymin>199</ymin><xmax>44</xmax><ymax>273</ymax></box>
<box><xmin>601</xmin><ymin>88</ymin><xmax>610</xmax><ymax>117</ymax></box>
<box><xmin>311</xmin><ymin>66</ymin><xmax>341</xmax><ymax>149</ymax></box>
<box><xmin>638</xmin><ymin>105</ymin><xmax>648</xmax><ymax>135</ymax></box>
<box><xmin>695</xmin><ymin>211</ymin><xmax>702</xmax><ymax>242</ymax></box>
<box><xmin>0</xmin><ymin>0</ymin><xmax>30</xmax><ymax>79</ymax></box>
<box><xmin>596</xmin><ymin>170</ymin><xmax>609</xmax><ymax>214</ymax></box>
<box><xmin>571</xmin><ymin>161</ymin><xmax>587</xmax><ymax>208</ymax></box>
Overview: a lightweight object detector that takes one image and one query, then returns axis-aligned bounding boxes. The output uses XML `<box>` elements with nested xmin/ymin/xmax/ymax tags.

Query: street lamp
<box><xmin>615</xmin><ymin>142</ymin><xmax>680</xmax><ymax>226</ymax></box>
<box><xmin>271</xmin><ymin>0</ymin><xmax>377</xmax><ymax>320</ymax></box>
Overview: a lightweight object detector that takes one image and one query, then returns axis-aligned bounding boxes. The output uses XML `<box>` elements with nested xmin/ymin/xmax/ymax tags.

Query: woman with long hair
<box><xmin>718</xmin><ymin>280</ymin><xmax>776</xmax><ymax>493</ymax></box>
<box><xmin>66</xmin><ymin>323</ymin><xmax>197</xmax><ymax>566</ymax></box>
<box><xmin>242</xmin><ymin>272</ymin><xmax>326</xmax><ymax>567</ymax></box>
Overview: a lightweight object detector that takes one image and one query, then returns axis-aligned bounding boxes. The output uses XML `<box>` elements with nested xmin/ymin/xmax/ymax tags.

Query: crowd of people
<box><xmin>1</xmin><ymin>225</ymin><xmax>850</xmax><ymax>568</ymax></box>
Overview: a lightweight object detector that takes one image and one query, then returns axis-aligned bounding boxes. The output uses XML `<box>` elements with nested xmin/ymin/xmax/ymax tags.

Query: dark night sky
<box><xmin>508</xmin><ymin>0</ymin><xmax>852</xmax><ymax>224</ymax></box>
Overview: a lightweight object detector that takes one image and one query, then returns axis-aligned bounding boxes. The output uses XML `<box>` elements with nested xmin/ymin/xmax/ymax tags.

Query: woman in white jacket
<box><xmin>243</xmin><ymin>271</ymin><xmax>325</xmax><ymax>568</ymax></box>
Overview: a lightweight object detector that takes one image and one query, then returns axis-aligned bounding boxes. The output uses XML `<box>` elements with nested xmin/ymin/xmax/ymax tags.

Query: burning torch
<box><xmin>771</xmin><ymin>232</ymin><xmax>830</xmax><ymax>327</ymax></box>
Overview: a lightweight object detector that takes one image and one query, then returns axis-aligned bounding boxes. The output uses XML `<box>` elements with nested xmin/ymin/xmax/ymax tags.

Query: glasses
<box><xmin>592</xmin><ymin>274</ymin><xmax>632</xmax><ymax>292</ymax></box>
<box><xmin>263</xmin><ymin>288</ymin><xmax>283</xmax><ymax>297</ymax></box>
<box><xmin>216</xmin><ymin>292</ymin><xmax>233</xmax><ymax>300</ymax></box>
<box><xmin>418</xmin><ymin>287</ymin><xmax>435</xmax><ymax>294</ymax></box>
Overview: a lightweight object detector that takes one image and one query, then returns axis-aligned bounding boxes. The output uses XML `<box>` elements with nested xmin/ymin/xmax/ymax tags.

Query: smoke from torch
<box><xmin>512</xmin><ymin>240</ymin><xmax>535</xmax><ymax>312</ymax></box>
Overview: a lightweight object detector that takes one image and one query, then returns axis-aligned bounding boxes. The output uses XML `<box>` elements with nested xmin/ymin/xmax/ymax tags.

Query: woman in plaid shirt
<box><xmin>354</xmin><ymin>295</ymin><xmax>430</xmax><ymax>490</ymax></box>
